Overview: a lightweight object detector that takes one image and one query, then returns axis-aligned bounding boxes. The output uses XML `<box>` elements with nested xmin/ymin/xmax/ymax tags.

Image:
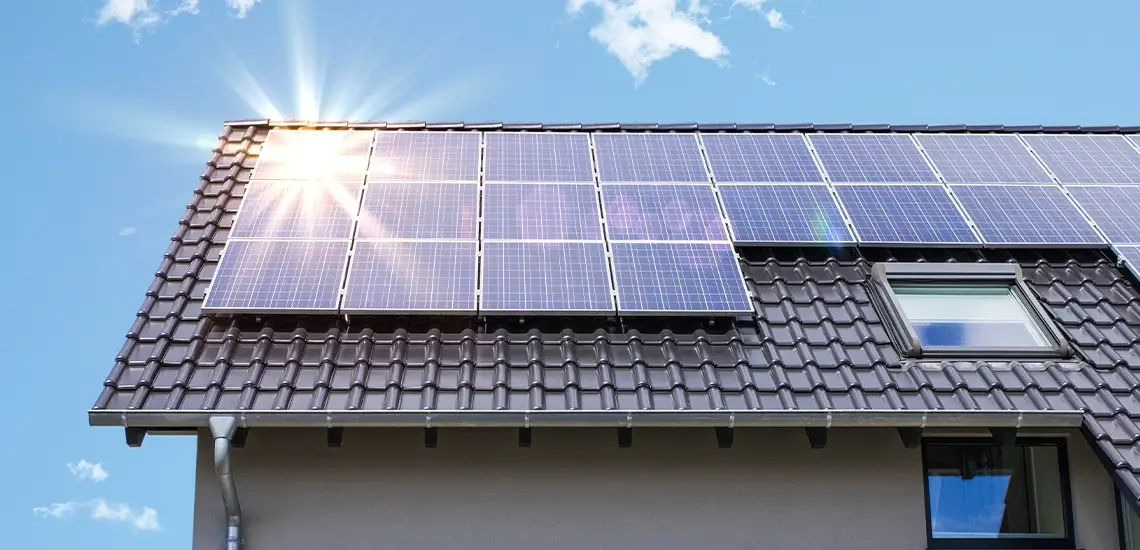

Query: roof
<box><xmin>90</xmin><ymin>120</ymin><xmax>1140</xmax><ymax>511</ymax></box>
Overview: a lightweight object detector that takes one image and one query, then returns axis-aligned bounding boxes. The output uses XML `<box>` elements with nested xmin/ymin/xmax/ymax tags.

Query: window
<box><xmin>870</xmin><ymin>263</ymin><xmax>1070</xmax><ymax>359</ymax></box>
<box><xmin>922</xmin><ymin>438</ymin><xmax>1075</xmax><ymax>550</ymax></box>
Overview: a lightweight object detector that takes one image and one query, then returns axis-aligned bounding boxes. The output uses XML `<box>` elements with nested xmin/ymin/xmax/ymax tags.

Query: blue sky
<box><xmin>2</xmin><ymin>0</ymin><xmax>1140</xmax><ymax>547</ymax></box>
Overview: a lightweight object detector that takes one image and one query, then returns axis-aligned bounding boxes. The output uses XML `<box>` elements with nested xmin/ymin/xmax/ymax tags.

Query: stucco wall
<box><xmin>191</xmin><ymin>427</ymin><xmax>1118</xmax><ymax>550</ymax></box>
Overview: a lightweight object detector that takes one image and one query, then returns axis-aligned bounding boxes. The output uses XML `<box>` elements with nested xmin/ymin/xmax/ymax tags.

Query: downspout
<box><xmin>209</xmin><ymin>416</ymin><xmax>242</xmax><ymax>550</ymax></box>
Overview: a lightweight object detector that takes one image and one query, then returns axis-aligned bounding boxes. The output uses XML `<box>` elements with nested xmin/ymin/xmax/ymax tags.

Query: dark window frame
<box><xmin>869</xmin><ymin>262</ymin><xmax>1072</xmax><ymax>360</ymax></box>
<box><xmin>920</xmin><ymin>437</ymin><xmax>1077</xmax><ymax>550</ymax></box>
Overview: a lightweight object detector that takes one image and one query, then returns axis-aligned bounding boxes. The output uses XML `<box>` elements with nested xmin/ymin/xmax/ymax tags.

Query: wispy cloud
<box><xmin>67</xmin><ymin>460</ymin><xmax>110</xmax><ymax>482</ymax></box>
<box><xmin>118</xmin><ymin>227</ymin><xmax>138</xmax><ymax>237</ymax></box>
<box><xmin>33</xmin><ymin>499</ymin><xmax>162</xmax><ymax>532</ymax></box>
<box><xmin>225</xmin><ymin>0</ymin><xmax>262</xmax><ymax>18</ymax></box>
<box><xmin>732</xmin><ymin>0</ymin><xmax>791</xmax><ymax>30</ymax></box>
<box><xmin>94</xmin><ymin>0</ymin><xmax>260</xmax><ymax>39</ymax></box>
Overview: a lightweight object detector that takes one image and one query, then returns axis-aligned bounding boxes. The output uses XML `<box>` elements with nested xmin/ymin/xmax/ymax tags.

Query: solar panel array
<box><xmin>207</xmin><ymin>128</ymin><xmax>1140</xmax><ymax>316</ymax></box>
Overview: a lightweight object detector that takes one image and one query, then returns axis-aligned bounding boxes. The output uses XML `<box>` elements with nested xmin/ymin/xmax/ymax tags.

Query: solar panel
<box><xmin>1114</xmin><ymin>245</ymin><xmax>1140</xmax><ymax>281</ymax></box>
<box><xmin>717</xmin><ymin>184</ymin><xmax>854</xmax><ymax>243</ymax></box>
<box><xmin>482</xmin><ymin>183</ymin><xmax>603</xmax><ymax>240</ymax></box>
<box><xmin>914</xmin><ymin>134</ymin><xmax>1053</xmax><ymax>184</ymax></box>
<box><xmin>593</xmin><ymin>133</ymin><xmax>707</xmax><ymax>183</ymax></box>
<box><xmin>203</xmin><ymin>239</ymin><xmax>349</xmax><ymax>312</ymax></box>
<box><xmin>1022</xmin><ymin>135</ymin><xmax>1140</xmax><ymax>185</ymax></box>
<box><xmin>1066</xmin><ymin>185</ymin><xmax>1140</xmax><ymax>243</ymax></box>
<box><xmin>356</xmin><ymin>182</ymin><xmax>478</xmax><ymax>240</ymax></box>
<box><xmin>230</xmin><ymin>180</ymin><xmax>362</xmax><ymax>240</ymax></box>
<box><xmin>480</xmin><ymin>241</ymin><xmax>615</xmax><ymax>314</ymax></box>
<box><xmin>610</xmin><ymin>242</ymin><xmax>751</xmax><ymax>314</ymax></box>
<box><xmin>808</xmin><ymin>134</ymin><xmax>939</xmax><ymax>183</ymax></box>
<box><xmin>834</xmin><ymin>184</ymin><xmax>979</xmax><ymax>244</ymax></box>
<box><xmin>601</xmin><ymin>184</ymin><xmax>728</xmax><ymax>241</ymax></box>
<box><xmin>253</xmin><ymin>130</ymin><xmax>373</xmax><ymax>181</ymax></box>
<box><xmin>483</xmin><ymin>132</ymin><xmax>593</xmax><ymax>183</ymax></box>
<box><xmin>949</xmin><ymin>185</ymin><xmax>1103</xmax><ymax>245</ymax></box>
<box><xmin>342</xmin><ymin>241</ymin><xmax>477</xmax><ymax>313</ymax></box>
<box><xmin>700</xmin><ymin>134</ymin><xmax>824</xmax><ymax>183</ymax></box>
<box><xmin>368</xmin><ymin>131</ymin><xmax>480</xmax><ymax>182</ymax></box>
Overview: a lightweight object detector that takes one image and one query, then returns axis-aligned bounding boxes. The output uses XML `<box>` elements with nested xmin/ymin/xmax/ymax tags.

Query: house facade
<box><xmin>91</xmin><ymin>121</ymin><xmax>1140</xmax><ymax>550</ymax></box>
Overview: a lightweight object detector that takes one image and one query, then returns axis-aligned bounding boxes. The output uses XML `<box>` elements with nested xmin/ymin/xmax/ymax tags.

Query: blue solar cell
<box><xmin>1022</xmin><ymin>135</ymin><xmax>1140</xmax><ymax>185</ymax></box>
<box><xmin>1066</xmin><ymin>185</ymin><xmax>1140</xmax><ymax>243</ymax></box>
<box><xmin>368</xmin><ymin>131</ymin><xmax>480</xmax><ymax>182</ymax></box>
<box><xmin>480</xmin><ymin>242</ymin><xmax>614</xmax><ymax>313</ymax></box>
<box><xmin>482</xmin><ymin>183</ymin><xmax>603</xmax><ymax>240</ymax></box>
<box><xmin>356</xmin><ymin>183</ymin><xmax>478</xmax><ymax>240</ymax></box>
<box><xmin>483</xmin><ymin>132</ymin><xmax>594</xmax><ymax>183</ymax></box>
<box><xmin>593</xmin><ymin>134</ymin><xmax>707</xmax><ymax>183</ymax></box>
<box><xmin>253</xmin><ymin>130</ymin><xmax>373</xmax><ymax>181</ymax></box>
<box><xmin>611</xmin><ymin>242</ymin><xmax>751</xmax><ymax>314</ymax></box>
<box><xmin>601</xmin><ymin>184</ymin><xmax>728</xmax><ymax>241</ymax></box>
<box><xmin>700</xmin><ymin>133</ymin><xmax>823</xmax><ymax>183</ymax></box>
<box><xmin>809</xmin><ymin>134</ymin><xmax>939</xmax><ymax>183</ymax></box>
<box><xmin>342</xmin><ymin>241</ymin><xmax>477</xmax><ymax>312</ymax></box>
<box><xmin>834</xmin><ymin>184</ymin><xmax>979</xmax><ymax>244</ymax></box>
<box><xmin>950</xmin><ymin>184</ymin><xmax>1103</xmax><ymax>245</ymax></box>
<box><xmin>230</xmin><ymin>180</ymin><xmax>362</xmax><ymax>239</ymax></box>
<box><xmin>203</xmin><ymin>239</ymin><xmax>349</xmax><ymax>312</ymax></box>
<box><xmin>914</xmin><ymin>134</ymin><xmax>1053</xmax><ymax>184</ymax></box>
<box><xmin>717</xmin><ymin>184</ymin><xmax>853</xmax><ymax>243</ymax></box>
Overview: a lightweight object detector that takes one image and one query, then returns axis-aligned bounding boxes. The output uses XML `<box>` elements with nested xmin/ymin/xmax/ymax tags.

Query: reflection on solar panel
<box><xmin>368</xmin><ymin>132</ymin><xmax>480</xmax><ymax>182</ymax></box>
<box><xmin>483</xmin><ymin>132</ymin><xmax>593</xmax><ymax>182</ymax></box>
<box><xmin>253</xmin><ymin>130</ymin><xmax>373</xmax><ymax>181</ymax></box>
<box><xmin>717</xmin><ymin>184</ymin><xmax>853</xmax><ymax>243</ymax></box>
<box><xmin>949</xmin><ymin>185</ymin><xmax>1102</xmax><ymax>245</ymax></box>
<box><xmin>593</xmin><ymin>134</ymin><xmax>707</xmax><ymax>182</ymax></box>
<box><xmin>356</xmin><ymin>183</ymin><xmax>478</xmax><ymax>240</ymax></box>
<box><xmin>701</xmin><ymin>134</ymin><xmax>823</xmax><ymax>182</ymax></box>
<box><xmin>203</xmin><ymin>239</ymin><xmax>349</xmax><ymax>312</ymax></box>
<box><xmin>834</xmin><ymin>184</ymin><xmax>978</xmax><ymax>244</ymax></box>
<box><xmin>915</xmin><ymin>134</ymin><xmax>1052</xmax><ymax>184</ymax></box>
<box><xmin>1067</xmin><ymin>185</ymin><xmax>1140</xmax><ymax>243</ymax></box>
<box><xmin>611</xmin><ymin>242</ymin><xmax>751</xmax><ymax>314</ymax></box>
<box><xmin>230</xmin><ymin>180</ymin><xmax>362</xmax><ymax>239</ymax></box>
<box><xmin>601</xmin><ymin>184</ymin><xmax>728</xmax><ymax>241</ymax></box>
<box><xmin>1022</xmin><ymin>135</ymin><xmax>1140</xmax><ymax>185</ymax></box>
<box><xmin>480</xmin><ymin>241</ymin><xmax>614</xmax><ymax>313</ymax></box>
<box><xmin>809</xmin><ymin>134</ymin><xmax>939</xmax><ymax>183</ymax></box>
<box><xmin>342</xmin><ymin>241</ymin><xmax>477</xmax><ymax>313</ymax></box>
<box><xmin>482</xmin><ymin>183</ymin><xmax>603</xmax><ymax>240</ymax></box>
<box><xmin>1115</xmin><ymin>245</ymin><xmax>1140</xmax><ymax>281</ymax></box>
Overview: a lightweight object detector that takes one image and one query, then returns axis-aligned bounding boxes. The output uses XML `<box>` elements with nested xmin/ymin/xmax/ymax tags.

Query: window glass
<box><xmin>925</xmin><ymin>443</ymin><xmax>1067</xmax><ymax>540</ymax></box>
<box><xmin>893</xmin><ymin>284</ymin><xmax>1049</xmax><ymax>348</ymax></box>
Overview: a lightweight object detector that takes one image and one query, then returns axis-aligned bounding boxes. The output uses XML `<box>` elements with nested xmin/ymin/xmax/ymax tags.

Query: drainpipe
<box><xmin>209</xmin><ymin>416</ymin><xmax>242</xmax><ymax>550</ymax></box>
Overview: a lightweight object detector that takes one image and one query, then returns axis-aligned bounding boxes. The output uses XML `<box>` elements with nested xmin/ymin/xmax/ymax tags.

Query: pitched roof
<box><xmin>90</xmin><ymin>120</ymin><xmax>1140</xmax><ymax>510</ymax></box>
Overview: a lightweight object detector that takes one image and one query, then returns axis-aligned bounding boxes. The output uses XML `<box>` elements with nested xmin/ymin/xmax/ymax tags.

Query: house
<box><xmin>90</xmin><ymin>120</ymin><xmax>1140</xmax><ymax>550</ymax></box>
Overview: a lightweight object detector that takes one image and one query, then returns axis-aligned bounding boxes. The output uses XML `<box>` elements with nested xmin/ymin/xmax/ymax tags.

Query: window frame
<box><xmin>869</xmin><ymin>262</ymin><xmax>1071</xmax><ymax>360</ymax></box>
<box><xmin>920</xmin><ymin>436</ymin><xmax>1077</xmax><ymax>550</ymax></box>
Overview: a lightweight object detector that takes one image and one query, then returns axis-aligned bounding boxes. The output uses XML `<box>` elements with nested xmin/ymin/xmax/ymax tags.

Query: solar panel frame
<box><xmin>610</xmin><ymin>242</ymin><xmax>753</xmax><ymax>315</ymax></box>
<box><xmin>700</xmin><ymin>133</ymin><xmax>825</xmax><ymax>183</ymax></box>
<box><xmin>808</xmin><ymin>134</ymin><xmax>941</xmax><ymax>183</ymax></box>
<box><xmin>1021</xmin><ymin>134</ymin><xmax>1140</xmax><ymax>185</ymax></box>
<box><xmin>228</xmin><ymin>180</ymin><xmax>363</xmax><ymax>240</ymax></box>
<box><xmin>593</xmin><ymin>133</ymin><xmax>709</xmax><ymax>183</ymax></box>
<box><xmin>483</xmin><ymin>132</ymin><xmax>595</xmax><ymax>183</ymax></box>
<box><xmin>202</xmin><ymin>239</ymin><xmax>350</xmax><ymax>314</ymax></box>
<box><xmin>1113</xmin><ymin>244</ymin><xmax>1140</xmax><ymax>282</ymax></box>
<box><xmin>341</xmin><ymin>240</ymin><xmax>479</xmax><ymax>314</ymax></box>
<box><xmin>368</xmin><ymin>131</ymin><xmax>481</xmax><ymax>182</ymax></box>
<box><xmin>833</xmin><ymin>183</ymin><xmax>981</xmax><ymax>245</ymax></box>
<box><xmin>716</xmin><ymin>183</ymin><xmax>855</xmax><ymax>244</ymax></box>
<box><xmin>913</xmin><ymin>134</ymin><xmax>1054</xmax><ymax>184</ymax></box>
<box><xmin>482</xmin><ymin>183</ymin><xmax>605</xmax><ymax>240</ymax></box>
<box><xmin>479</xmin><ymin>241</ymin><xmax>616</xmax><ymax>315</ymax></box>
<box><xmin>252</xmin><ymin>129</ymin><xmax>374</xmax><ymax>182</ymax></box>
<box><xmin>1065</xmin><ymin>185</ymin><xmax>1140</xmax><ymax>244</ymax></box>
<box><xmin>600</xmin><ymin>183</ymin><xmax>729</xmax><ymax>242</ymax></box>
<box><xmin>948</xmin><ymin>184</ymin><xmax>1104</xmax><ymax>246</ymax></box>
<box><xmin>356</xmin><ymin>182</ymin><xmax>479</xmax><ymax>240</ymax></box>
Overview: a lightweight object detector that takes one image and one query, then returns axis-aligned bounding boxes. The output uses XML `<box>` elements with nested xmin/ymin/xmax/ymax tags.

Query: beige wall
<box><xmin>191</xmin><ymin>427</ymin><xmax>1119</xmax><ymax>550</ymax></box>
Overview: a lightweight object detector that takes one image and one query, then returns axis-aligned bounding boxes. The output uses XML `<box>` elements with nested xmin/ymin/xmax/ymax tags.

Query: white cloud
<box><xmin>118</xmin><ymin>226</ymin><xmax>138</xmax><ymax>237</ymax></box>
<box><xmin>33</xmin><ymin>499</ymin><xmax>162</xmax><ymax>532</ymax></box>
<box><xmin>732</xmin><ymin>0</ymin><xmax>791</xmax><ymax>30</ymax></box>
<box><xmin>67</xmin><ymin>460</ymin><xmax>110</xmax><ymax>482</ymax></box>
<box><xmin>225</xmin><ymin>0</ymin><xmax>262</xmax><ymax>18</ymax></box>
<box><xmin>568</xmin><ymin>0</ymin><xmax>729</xmax><ymax>85</ymax></box>
<box><xmin>94</xmin><ymin>0</ymin><xmax>259</xmax><ymax>38</ymax></box>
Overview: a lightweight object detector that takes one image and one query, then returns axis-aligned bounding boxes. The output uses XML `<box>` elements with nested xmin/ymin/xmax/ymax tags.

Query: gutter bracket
<box><xmin>209</xmin><ymin>416</ymin><xmax>243</xmax><ymax>550</ymax></box>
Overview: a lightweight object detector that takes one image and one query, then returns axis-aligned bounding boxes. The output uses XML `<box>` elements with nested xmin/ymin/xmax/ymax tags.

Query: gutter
<box><xmin>209</xmin><ymin>417</ymin><xmax>242</xmax><ymax>550</ymax></box>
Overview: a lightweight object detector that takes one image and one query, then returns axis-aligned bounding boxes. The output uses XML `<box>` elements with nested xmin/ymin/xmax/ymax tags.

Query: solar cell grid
<box><xmin>717</xmin><ymin>184</ymin><xmax>853</xmax><ymax>243</ymax></box>
<box><xmin>915</xmin><ymin>134</ymin><xmax>1053</xmax><ymax>184</ymax></box>
<box><xmin>834</xmin><ymin>184</ymin><xmax>978</xmax><ymax>244</ymax></box>
<box><xmin>700</xmin><ymin>134</ymin><xmax>823</xmax><ymax>183</ymax></box>
<box><xmin>483</xmin><ymin>132</ymin><xmax>594</xmax><ymax>183</ymax></box>
<box><xmin>593</xmin><ymin>133</ymin><xmax>707</xmax><ymax>183</ymax></box>
<box><xmin>809</xmin><ymin>134</ymin><xmax>939</xmax><ymax>183</ymax></box>
<box><xmin>368</xmin><ymin>131</ymin><xmax>480</xmax><ymax>182</ymax></box>
<box><xmin>356</xmin><ymin>182</ymin><xmax>478</xmax><ymax>240</ymax></box>
<box><xmin>254</xmin><ymin>130</ymin><xmax>373</xmax><ymax>181</ymax></box>
<box><xmin>203</xmin><ymin>239</ymin><xmax>349</xmax><ymax>312</ymax></box>
<box><xmin>482</xmin><ymin>183</ymin><xmax>603</xmax><ymax>240</ymax></box>
<box><xmin>342</xmin><ymin>241</ymin><xmax>477</xmax><ymax>312</ymax></box>
<box><xmin>601</xmin><ymin>184</ymin><xmax>728</xmax><ymax>241</ymax></box>
<box><xmin>950</xmin><ymin>184</ymin><xmax>1103</xmax><ymax>245</ymax></box>
<box><xmin>611</xmin><ymin>242</ymin><xmax>751</xmax><ymax>314</ymax></box>
<box><xmin>1022</xmin><ymin>135</ymin><xmax>1140</xmax><ymax>185</ymax></box>
<box><xmin>480</xmin><ymin>241</ymin><xmax>614</xmax><ymax>313</ymax></box>
<box><xmin>230</xmin><ymin>180</ymin><xmax>362</xmax><ymax>240</ymax></box>
<box><xmin>1066</xmin><ymin>185</ymin><xmax>1140</xmax><ymax>243</ymax></box>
